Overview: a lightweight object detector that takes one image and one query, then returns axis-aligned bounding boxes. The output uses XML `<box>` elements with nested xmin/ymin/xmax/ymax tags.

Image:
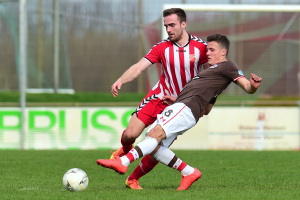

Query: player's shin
<box><xmin>154</xmin><ymin>146</ymin><xmax>194</xmax><ymax>176</ymax></box>
<box><xmin>128</xmin><ymin>155</ymin><xmax>159</xmax><ymax>181</ymax></box>
<box><xmin>121</xmin><ymin>129</ymin><xmax>135</xmax><ymax>154</ymax></box>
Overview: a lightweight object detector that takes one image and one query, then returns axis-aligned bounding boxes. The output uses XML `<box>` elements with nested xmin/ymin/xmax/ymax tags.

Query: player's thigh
<box><xmin>147</xmin><ymin>125</ymin><xmax>176</xmax><ymax>148</ymax></box>
<box><xmin>157</xmin><ymin>103</ymin><xmax>196</xmax><ymax>140</ymax></box>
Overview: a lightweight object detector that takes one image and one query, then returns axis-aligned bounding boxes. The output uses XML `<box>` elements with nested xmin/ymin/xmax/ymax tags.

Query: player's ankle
<box><xmin>127</xmin><ymin>176</ymin><xmax>138</xmax><ymax>181</ymax></box>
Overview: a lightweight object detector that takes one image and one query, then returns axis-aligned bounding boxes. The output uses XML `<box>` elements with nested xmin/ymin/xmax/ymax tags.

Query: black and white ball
<box><xmin>63</xmin><ymin>168</ymin><xmax>88</xmax><ymax>192</ymax></box>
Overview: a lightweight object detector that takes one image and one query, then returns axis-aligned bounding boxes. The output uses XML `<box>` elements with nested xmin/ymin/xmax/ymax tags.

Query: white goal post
<box><xmin>162</xmin><ymin>4</ymin><xmax>300</xmax><ymax>40</ymax></box>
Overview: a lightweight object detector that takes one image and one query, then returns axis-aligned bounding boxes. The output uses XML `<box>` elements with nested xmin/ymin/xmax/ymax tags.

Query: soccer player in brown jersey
<box><xmin>97</xmin><ymin>34</ymin><xmax>262</xmax><ymax>190</ymax></box>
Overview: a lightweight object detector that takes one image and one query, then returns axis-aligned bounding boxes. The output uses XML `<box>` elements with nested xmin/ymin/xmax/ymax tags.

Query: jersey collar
<box><xmin>173</xmin><ymin>34</ymin><xmax>191</xmax><ymax>48</ymax></box>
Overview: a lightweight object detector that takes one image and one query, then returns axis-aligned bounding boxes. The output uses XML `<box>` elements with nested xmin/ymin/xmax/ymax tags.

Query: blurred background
<box><xmin>0</xmin><ymin>0</ymin><xmax>299</xmax><ymax>150</ymax></box>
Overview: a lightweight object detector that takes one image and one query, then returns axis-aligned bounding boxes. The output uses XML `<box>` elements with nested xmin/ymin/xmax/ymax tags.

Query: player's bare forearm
<box><xmin>111</xmin><ymin>67</ymin><xmax>141</xmax><ymax>97</ymax></box>
<box><xmin>237</xmin><ymin>73</ymin><xmax>262</xmax><ymax>94</ymax></box>
<box><xmin>111</xmin><ymin>58</ymin><xmax>151</xmax><ymax>97</ymax></box>
<box><xmin>120</xmin><ymin>64</ymin><xmax>143</xmax><ymax>83</ymax></box>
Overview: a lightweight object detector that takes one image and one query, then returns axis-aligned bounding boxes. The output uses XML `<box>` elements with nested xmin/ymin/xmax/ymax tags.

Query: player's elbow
<box><xmin>246</xmin><ymin>88</ymin><xmax>257</xmax><ymax>94</ymax></box>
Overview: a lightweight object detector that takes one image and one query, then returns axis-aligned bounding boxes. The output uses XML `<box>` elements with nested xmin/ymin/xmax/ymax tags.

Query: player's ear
<box><xmin>221</xmin><ymin>49</ymin><xmax>226</xmax><ymax>56</ymax></box>
<box><xmin>181</xmin><ymin>21</ymin><xmax>186</xmax><ymax>29</ymax></box>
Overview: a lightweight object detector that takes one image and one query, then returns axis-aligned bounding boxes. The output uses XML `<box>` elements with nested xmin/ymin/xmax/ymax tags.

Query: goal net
<box><xmin>0</xmin><ymin>0</ymin><xmax>73</xmax><ymax>93</ymax></box>
<box><xmin>143</xmin><ymin>4</ymin><xmax>300</xmax><ymax>106</ymax></box>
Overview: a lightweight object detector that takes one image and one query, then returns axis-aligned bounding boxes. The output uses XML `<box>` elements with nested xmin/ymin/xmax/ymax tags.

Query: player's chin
<box><xmin>169</xmin><ymin>36</ymin><xmax>178</xmax><ymax>42</ymax></box>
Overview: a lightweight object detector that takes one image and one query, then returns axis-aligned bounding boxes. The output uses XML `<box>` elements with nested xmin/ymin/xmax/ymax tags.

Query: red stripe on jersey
<box><xmin>234</xmin><ymin>76</ymin><xmax>245</xmax><ymax>82</ymax></box>
<box><xmin>169</xmin><ymin>45</ymin><xmax>180</xmax><ymax>95</ymax></box>
<box><xmin>198</xmin><ymin>44</ymin><xmax>208</xmax><ymax>72</ymax></box>
<box><xmin>179</xmin><ymin>47</ymin><xmax>187</xmax><ymax>87</ymax></box>
<box><xmin>197</xmin><ymin>48</ymin><xmax>202</xmax><ymax>72</ymax></box>
<box><xmin>162</xmin><ymin>54</ymin><xmax>174</xmax><ymax>95</ymax></box>
<box><xmin>189</xmin><ymin>45</ymin><xmax>195</xmax><ymax>78</ymax></box>
<box><xmin>155</xmin><ymin>63</ymin><xmax>161</xmax><ymax>80</ymax></box>
<box><xmin>163</xmin><ymin>105</ymin><xmax>186</xmax><ymax>126</ymax></box>
<box><xmin>162</xmin><ymin>72</ymin><xmax>174</xmax><ymax>95</ymax></box>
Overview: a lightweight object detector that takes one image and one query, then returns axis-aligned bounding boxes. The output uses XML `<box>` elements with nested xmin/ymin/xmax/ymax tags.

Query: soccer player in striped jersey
<box><xmin>109</xmin><ymin>8</ymin><xmax>208</xmax><ymax>189</ymax></box>
<box><xmin>98</xmin><ymin>33</ymin><xmax>262</xmax><ymax>190</ymax></box>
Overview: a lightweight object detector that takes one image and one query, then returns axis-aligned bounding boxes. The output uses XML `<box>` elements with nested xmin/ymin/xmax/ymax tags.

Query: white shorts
<box><xmin>145</xmin><ymin>103</ymin><xmax>196</xmax><ymax>147</ymax></box>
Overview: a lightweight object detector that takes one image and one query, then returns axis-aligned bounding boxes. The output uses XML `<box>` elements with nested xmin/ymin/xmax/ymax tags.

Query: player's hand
<box><xmin>161</xmin><ymin>95</ymin><xmax>176</xmax><ymax>105</ymax></box>
<box><xmin>250</xmin><ymin>73</ymin><xmax>262</xmax><ymax>89</ymax></box>
<box><xmin>111</xmin><ymin>80</ymin><xmax>122</xmax><ymax>97</ymax></box>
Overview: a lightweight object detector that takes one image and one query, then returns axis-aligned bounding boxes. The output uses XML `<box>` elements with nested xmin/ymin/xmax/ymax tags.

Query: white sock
<box><xmin>181</xmin><ymin>165</ymin><xmax>195</xmax><ymax>176</ymax></box>
<box><xmin>120</xmin><ymin>155</ymin><xmax>130</xmax><ymax>166</ymax></box>
<box><xmin>120</xmin><ymin>148</ymin><xmax>140</xmax><ymax>166</ymax></box>
<box><xmin>172</xmin><ymin>158</ymin><xmax>194</xmax><ymax>176</ymax></box>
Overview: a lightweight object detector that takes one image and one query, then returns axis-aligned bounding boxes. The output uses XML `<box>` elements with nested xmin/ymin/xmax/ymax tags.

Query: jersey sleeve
<box><xmin>223</xmin><ymin>61</ymin><xmax>245</xmax><ymax>82</ymax></box>
<box><xmin>144</xmin><ymin>44</ymin><xmax>161</xmax><ymax>64</ymax></box>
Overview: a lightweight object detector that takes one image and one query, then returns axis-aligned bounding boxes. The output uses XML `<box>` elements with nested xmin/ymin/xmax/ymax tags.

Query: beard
<box><xmin>169</xmin><ymin>30</ymin><xmax>183</xmax><ymax>42</ymax></box>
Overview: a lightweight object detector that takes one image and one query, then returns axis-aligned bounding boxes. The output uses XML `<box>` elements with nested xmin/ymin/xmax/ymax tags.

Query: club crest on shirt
<box><xmin>238</xmin><ymin>70</ymin><xmax>244</xmax><ymax>76</ymax></box>
<box><xmin>189</xmin><ymin>54</ymin><xmax>196</xmax><ymax>62</ymax></box>
<box><xmin>210</xmin><ymin>64</ymin><xmax>218</xmax><ymax>68</ymax></box>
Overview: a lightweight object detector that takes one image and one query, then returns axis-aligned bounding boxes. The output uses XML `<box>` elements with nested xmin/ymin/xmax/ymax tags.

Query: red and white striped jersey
<box><xmin>144</xmin><ymin>34</ymin><xmax>208</xmax><ymax>98</ymax></box>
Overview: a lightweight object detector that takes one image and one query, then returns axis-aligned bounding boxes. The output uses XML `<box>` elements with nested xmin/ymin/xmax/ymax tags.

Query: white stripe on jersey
<box><xmin>165</xmin><ymin>47</ymin><xmax>177</xmax><ymax>97</ymax></box>
<box><xmin>162</xmin><ymin>70</ymin><xmax>172</xmax><ymax>97</ymax></box>
<box><xmin>173</xmin><ymin>45</ymin><xmax>183</xmax><ymax>91</ymax></box>
<box><xmin>184</xmin><ymin>46</ymin><xmax>191</xmax><ymax>84</ymax></box>
<box><xmin>194</xmin><ymin>47</ymin><xmax>200</xmax><ymax>75</ymax></box>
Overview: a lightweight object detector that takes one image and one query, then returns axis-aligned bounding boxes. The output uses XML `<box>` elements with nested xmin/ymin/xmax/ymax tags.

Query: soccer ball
<box><xmin>62</xmin><ymin>168</ymin><xmax>89</xmax><ymax>192</ymax></box>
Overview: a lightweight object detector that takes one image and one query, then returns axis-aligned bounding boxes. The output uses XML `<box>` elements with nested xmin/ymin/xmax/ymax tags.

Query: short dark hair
<box><xmin>207</xmin><ymin>34</ymin><xmax>230</xmax><ymax>57</ymax></box>
<box><xmin>163</xmin><ymin>8</ymin><xmax>186</xmax><ymax>23</ymax></box>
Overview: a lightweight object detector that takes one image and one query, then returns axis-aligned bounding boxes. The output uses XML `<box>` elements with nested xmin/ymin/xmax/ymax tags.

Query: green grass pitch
<box><xmin>1</xmin><ymin>150</ymin><xmax>299</xmax><ymax>200</ymax></box>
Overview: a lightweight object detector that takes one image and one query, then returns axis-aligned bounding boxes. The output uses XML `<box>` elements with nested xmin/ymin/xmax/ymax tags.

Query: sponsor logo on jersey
<box><xmin>210</xmin><ymin>64</ymin><xmax>218</xmax><ymax>68</ymax></box>
<box><xmin>176</xmin><ymin>49</ymin><xmax>186</xmax><ymax>52</ymax></box>
<box><xmin>189</xmin><ymin>54</ymin><xmax>196</xmax><ymax>62</ymax></box>
<box><xmin>238</xmin><ymin>70</ymin><xmax>244</xmax><ymax>76</ymax></box>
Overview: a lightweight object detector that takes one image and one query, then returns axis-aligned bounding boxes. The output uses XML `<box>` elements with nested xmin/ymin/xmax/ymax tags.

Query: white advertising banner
<box><xmin>0</xmin><ymin>107</ymin><xmax>299</xmax><ymax>150</ymax></box>
<box><xmin>171</xmin><ymin>107</ymin><xmax>300</xmax><ymax>150</ymax></box>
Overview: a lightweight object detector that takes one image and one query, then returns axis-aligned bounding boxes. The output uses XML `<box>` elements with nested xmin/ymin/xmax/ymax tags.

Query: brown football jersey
<box><xmin>175</xmin><ymin>60</ymin><xmax>245</xmax><ymax>122</ymax></box>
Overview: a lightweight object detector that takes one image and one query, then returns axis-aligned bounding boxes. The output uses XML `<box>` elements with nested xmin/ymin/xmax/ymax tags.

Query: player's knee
<box><xmin>123</xmin><ymin>127</ymin><xmax>140</xmax><ymax>141</ymax></box>
<box><xmin>148</xmin><ymin>125</ymin><xmax>166</xmax><ymax>143</ymax></box>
